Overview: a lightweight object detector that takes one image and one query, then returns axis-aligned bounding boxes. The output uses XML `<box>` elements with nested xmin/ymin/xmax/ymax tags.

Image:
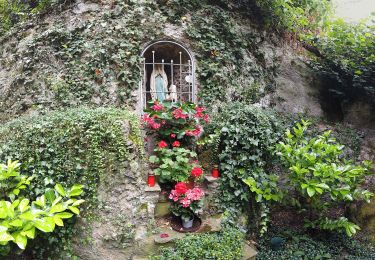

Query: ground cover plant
<box><xmin>257</xmin><ymin>226</ymin><xmax>375</xmax><ymax>260</ymax></box>
<box><xmin>150</xmin><ymin>228</ymin><xmax>245</xmax><ymax>260</ymax></box>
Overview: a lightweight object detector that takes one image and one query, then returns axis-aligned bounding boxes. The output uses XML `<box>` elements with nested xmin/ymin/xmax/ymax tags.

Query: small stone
<box><xmin>241</xmin><ymin>243</ymin><xmax>258</xmax><ymax>260</ymax></box>
<box><xmin>198</xmin><ymin>214</ymin><xmax>222</xmax><ymax>233</ymax></box>
<box><xmin>134</xmin><ymin>226</ymin><xmax>148</xmax><ymax>241</ymax></box>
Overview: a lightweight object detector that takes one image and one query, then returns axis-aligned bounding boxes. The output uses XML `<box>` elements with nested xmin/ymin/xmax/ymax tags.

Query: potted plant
<box><xmin>169</xmin><ymin>182</ymin><xmax>205</xmax><ymax>229</ymax></box>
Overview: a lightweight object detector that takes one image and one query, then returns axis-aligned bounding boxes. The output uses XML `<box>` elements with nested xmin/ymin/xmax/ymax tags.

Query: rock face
<box><xmin>69</xmin><ymin>130</ymin><xmax>160</xmax><ymax>260</ymax></box>
<box><xmin>270</xmin><ymin>50</ymin><xmax>324</xmax><ymax>117</ymax></box>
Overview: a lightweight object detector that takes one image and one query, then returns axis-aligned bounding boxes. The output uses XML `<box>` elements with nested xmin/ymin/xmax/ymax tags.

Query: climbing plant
<box><xmin>205</xmin><ymin>103</ymin><xmax>284</xmax><ymax>233</ymax></box>
<box><xmin>0</xmin><ymin>107</ymin><xmax>143</xmax><ymax>257</ymax></box>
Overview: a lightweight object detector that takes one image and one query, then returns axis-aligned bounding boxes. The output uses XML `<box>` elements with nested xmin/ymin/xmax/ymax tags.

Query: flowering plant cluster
<box><xmin>169</xmin><ymin>182</ymin><xmax>205</xmax><ymax>222</ymax></box>
<box><xmin>149</xmin><ymin>145</ymin><xmax>203</xmax><ymax>183</ymax></box>
<box><xmin>142</xmin><ymin>100</ymin><xmax>209</xmax><ymax>141</ymax></box>
<box><xmin>144</xmin><ymin>101</ymin><xmax>208</xmax><ymax>185</ymax></box>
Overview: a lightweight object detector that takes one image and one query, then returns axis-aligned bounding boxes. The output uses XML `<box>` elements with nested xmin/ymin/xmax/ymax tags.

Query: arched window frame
<box><xmin>138</xmin><ymin>40</ymin><xmax>196</xmax><ymax>114</ymax></box>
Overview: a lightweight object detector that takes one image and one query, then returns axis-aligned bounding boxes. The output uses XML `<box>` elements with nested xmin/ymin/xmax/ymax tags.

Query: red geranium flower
<box><xmin>172</xmin><ymin>141</ymin><xmax>180</xmax><ymax>147</ymax></box>
<box><xmin>175</xmin><ymin>182</ymin><xmax>188</xmax><ymax>194</ymax></box>
<box><xmin>158</xmin><ymin>140</ymin><xmax>168</xmax><ymax>148</ymax></box>
<box><xmin>170</xmin><ymin>133</ymin><xmax>176</xmax><ymax>138</ymax></box>
<box><xmin>172</xmin><ymin>108</ymin><xmax>188</xmax><ymax>119</ymax></box>
<box><xmin>191</xmin><ymin>167</ymin><xmax>203</xmax><ymax>178</ymax></box>
<box><xmin>151</xmin><ymin>102</ymin><xmax>164</xmax><ymax>111</ymax></box>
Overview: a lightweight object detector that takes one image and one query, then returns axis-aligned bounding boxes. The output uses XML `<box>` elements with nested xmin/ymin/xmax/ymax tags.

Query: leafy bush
<box><xmin>206</xmin><ymin>103</ymin><xmax>284</xmax><ymax>233</ymax></box>
<box><xmin>150</xmin><ymin>146</ymin><xmax>198</xmax><ymax>183</ymax></box>
<box><xmin>151</xmin><ymin>228</ymin><xmax>245</xmax><ymax>260</ymax></box>
<box><xmin>0</xmin><ymin>107</ymin><xmax>142</xmax><ymax>256</ymax></box>
<box><xmin>0</xmin><ymin>160</ymin><xmax>84</xmax><ymax>255</ymax></box>
<box><xmin>257</xmin><ymin>226</ymin><xmax>375</xmax><ymax>260</ymax></box>
<box><xmin>309</xmin><ymin>19</ymin><xmax>375</xmax><ymax>105</ymax></box>
<box><xmin>276</xmin><ymin>120</ymin><xmax>373</xmax><ymax>236</ymax></box>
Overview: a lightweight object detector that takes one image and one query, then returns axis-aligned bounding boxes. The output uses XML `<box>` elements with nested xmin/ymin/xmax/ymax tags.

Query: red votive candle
<box><xmin>148</xmin><ymin>173</ymin><xmax>155</xmax><ymax>187</ymax></box>
<box><xmin>212</xmin><ymin>165</ymin><xmax>220</xmax><ymax>178</ymax></box>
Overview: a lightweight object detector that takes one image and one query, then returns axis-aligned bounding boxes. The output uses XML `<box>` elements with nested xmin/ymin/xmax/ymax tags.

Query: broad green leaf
<box><xmin>49</xmin><ymin>203</ymin><xmax>66</xmax><ymax>214</ymax></box>
<box><xmin>72</xmin><ymin>199</ymin><xmax>85</xmax><ymax>206</ymax></box>
<box><xmin>68</xmin><ymin>206</ymin><xmax>80</xmax><ymax>215</ymax></box>
<box><xmin>54</xmin><ymin>216</ymin><xmax>64</xmax><ymax>227</ymax></box>
<box><xmin>54</xmin><ymin>184</ymin><xmax>65</xmax><ymax>197</ymax></box>
<box><xmin>0</xmin><ymin>231</ymin><xmax>14</xmax><ymax>242</ymax></box>
<box><xmin>307</xmin><ymin>187</ymin><xmax>316</xmax><ymax>197</ymax></box>
<box><xmin>55</xmin><ymin>212</ymin><xmax>73</xmax><ymax>219</ymax></box>
<box><xmin>9</xmin><ymin>219</ymin><xmax>23</xmax><ymax>227</ymax></box>
<box><xmin>34</xmin><ymin>217</ymin><xmax>55</xmax><ymax>233</ymax></box>
<box><xmin>19</xmin><ymin>211</ymin><xmax>35</xmax><ymax>221</ymax></box>
<box><xmin>19</xmin><ymin>199</ymin><xmax>30</xmax><ymax>213</ymax></box>
<box><xmin>22</xmin><ymin>227</ymin><xmax>35</xmax><ymax>239</ymax></box>
<box><xmin>15</xmin><ymin>234</ymin><xmax>27</xmax><ymax>249</ymax></box>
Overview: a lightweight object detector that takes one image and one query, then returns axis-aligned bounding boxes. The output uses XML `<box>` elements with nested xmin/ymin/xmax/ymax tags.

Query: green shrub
<box><xmin>150</xmin><ymin>228</ymin><xmax>245</xmax><ymax>260</ymax></box>
<box><xmin>0</xmin><ymin>107</ymin><xmax>143</xmax><ymax>256</ymax></box>
<box><xmin>0</xmin><ymin>160</ymin><xmax>84</xmax><ymax>255</ymax></box>
<box><xmin>276</xmin><ymin>120</ymin><xmax>373</xmax><ymax>236</ymax></box>
<box><xmin>205</xmin><ymin>103</ymin><xmax>284</xmax><ymax>233</ymax></box>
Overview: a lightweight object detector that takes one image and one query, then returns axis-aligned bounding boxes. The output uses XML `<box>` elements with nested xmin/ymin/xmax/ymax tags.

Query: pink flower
<box><xmin>172</xmin><ymin>108</ymin><xmax>188</xmax><ymax>119</ymax></box>
<box><xmin>170</xmin><ymin>133</ymin><xmax>176</xmax><ymax>138</ymax></box>
<box><xmin>151</xmin><ymin>102</ymin><xmax>164</xmax><ymax>111</ymax></box>
<box><xmin>158</xmin><ymin>140</ymin><xmax>168</xmax><ymax>148</ymax></box>
<box><xmin>181</xmin><ymin>197</ymin><xmax>191</xmax><ymax>208</ymax></box>
<box><xmin>185</xmin><ymin>125</ymin><xmax>202</xmax><ymax>137</ymax></box>
<box><xmin>160</xmin><ymin>233</ymin><xmax>169</xmax><ymax>238</ymax></box>
<box><xmin>186</xmin><ymin>188</ymin><xmax>204</xmax><ymax>201</ymax></box>
<box><xmin>169</xmin><ymin>190</ymin><xmax>180</xmax><ymax>202</ymax></box>
<box><xmin>203</xmin><ymin>114</ymin><xmax>210</xmax><ymax>123</ymax></box>
<box><xmin>195</xmin><ymin>106</ymin><xmax>205</xmax><ymax>118</ymax></box>
<box><xmin>172</xmin><ymin>141</ymin><xmax>180</xmax><ymax>147</ymax></box>
<box><xmin>150</xmin><ymin>122</ymin><xmax>161</xmax><ymax>129</ymax></box>
<box><xmin>191</xmin><ymin>167</ymin><xmax>203</xmax><ymax>178</ymax></box>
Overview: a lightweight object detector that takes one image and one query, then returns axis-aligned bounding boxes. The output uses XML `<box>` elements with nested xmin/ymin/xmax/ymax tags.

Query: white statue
<box><xmin>150</xmin><ymin>64</ymin><xmax>168</xmax><ymax>102</ymax></box>
<box><xmin>169</xmin><ymin>84</ymin><xmax>177</xmax><ymax>102</ymax></box>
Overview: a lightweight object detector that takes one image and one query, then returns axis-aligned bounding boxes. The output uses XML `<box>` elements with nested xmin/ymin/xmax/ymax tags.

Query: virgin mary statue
<box><xmin>150</xmin><ymin>64</ymin><xmax>169</xmax><ymax>102</ymax></box>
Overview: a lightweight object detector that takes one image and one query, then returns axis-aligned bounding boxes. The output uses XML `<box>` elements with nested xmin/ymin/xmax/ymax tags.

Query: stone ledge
<box><xmin>205</xmin><ymin>175</ymin><xmax>219</xmax><ymax>183</ymax></box>
<box><xmin>145</xmin><ymin>183</ymin><xmax>161</xmax><ymax>192</ymax></box>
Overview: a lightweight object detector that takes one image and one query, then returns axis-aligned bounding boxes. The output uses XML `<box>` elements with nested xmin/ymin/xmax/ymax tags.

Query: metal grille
<box><xmin>139</xmin><ymin>41</ymin><xmax>195</xmax><ymax>111</ymax></box>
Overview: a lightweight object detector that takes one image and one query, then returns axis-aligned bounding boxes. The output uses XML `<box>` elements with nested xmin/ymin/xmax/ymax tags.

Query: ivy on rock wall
<box><xmin>1</xmin><ymin>0</ymin><xmax>281</xmax><ymax>122</ymax></box>
<box><xmin>0</xmin><ymin>107</ymin><xmax>143</xmax><ymax>257</ymax></box>
<box><xmin>0</xmin><ymin>0</ymin><xmax>164</xmax><ymax>121</ymax></box>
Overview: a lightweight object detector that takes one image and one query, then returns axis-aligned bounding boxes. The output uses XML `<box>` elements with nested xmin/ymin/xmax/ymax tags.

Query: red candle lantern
<box><xmin>211</xmin><ymin>165</ymin><xmax>220</xmax><ymax>178</ymax></box>
<box><xmin>148</xmin><ymin>172</ymin><xmax>156</xmax><ymax>187</ymax></box>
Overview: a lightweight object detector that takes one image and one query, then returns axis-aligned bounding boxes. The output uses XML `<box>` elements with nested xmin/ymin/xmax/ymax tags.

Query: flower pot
<box><xmin>182</xmin><ymin>216</ymin><xmax>194</xmax><ymax>229</ymax></box>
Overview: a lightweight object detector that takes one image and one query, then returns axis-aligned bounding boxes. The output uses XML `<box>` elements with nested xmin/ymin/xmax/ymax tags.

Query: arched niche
<box><xmin>138</xmin><ymin>40</ymin><xmax>196</xmax><ymax>112</ymax></box>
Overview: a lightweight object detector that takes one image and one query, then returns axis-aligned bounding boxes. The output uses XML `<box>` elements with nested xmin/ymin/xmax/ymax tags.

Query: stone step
<box><xmin>241</xmin><ymin>243</ymin><xmax>258</xmax><ymax>260</ymax></box>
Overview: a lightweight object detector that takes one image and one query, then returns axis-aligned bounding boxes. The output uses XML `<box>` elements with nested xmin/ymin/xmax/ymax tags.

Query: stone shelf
<box><xmin>145</xmin><ymin>183</ymin><xmax>161</xmax><ymax>192</ymax></box>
